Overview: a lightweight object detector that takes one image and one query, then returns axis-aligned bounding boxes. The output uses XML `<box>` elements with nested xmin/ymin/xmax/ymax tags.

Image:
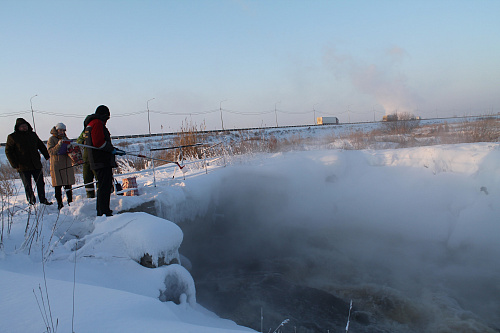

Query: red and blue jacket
<box><xmin>84</xmin><ymin>114</ymin><xmax>117</xmax><ymax>170</ymax></box>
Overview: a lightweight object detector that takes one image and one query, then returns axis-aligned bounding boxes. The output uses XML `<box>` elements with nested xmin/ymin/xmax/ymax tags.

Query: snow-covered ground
<box><xmin>1</xmin><ymin>133</ymin><xmax>500</xmax><ymax>332</ymax></box>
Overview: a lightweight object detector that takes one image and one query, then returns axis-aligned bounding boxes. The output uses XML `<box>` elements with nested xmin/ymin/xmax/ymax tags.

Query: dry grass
<box><xmin>0</xmin><ymin>161</ymin><xmax>21</xmax><ymax>247</ymax></box>
<box><xmin>360</xmin><ymin>116</ymin><xmax>500</xmax><ymax>149</ymax></box>
<box><xmin>106</xmin><ymin>115</ymin><xmax>500</xmax><ymax>173</ymax></box>
<box><xmin>0</xmin><ymin>161</ymin><xmax>18</xmax><ymax>196</ymax></box>
<box><xmin>116</xmin><ymin>156</ymin><xmax>151</xmax><ymax>174</ymax></box>
<box><xmin>343</xmin><ymin>130</ymin><xmax>371</xmax><ymax>150</ymax></box>
<box><xmin>456</xmin><ymin>117</ymin><xmax>500</xmax><ymax>143</ymax></box>
<box><xmin>411</xmin><ymin>117</ymin><xmax>500</xmax><ymax>145</ymax></box>
<box><xmin>115</xmin><ymin>140</ymin><xmax>133</xmax><ymax>148</ymax></box>
<box><xmin>171</xmin><ymin>118</ymin><xmax>207</xmax><ymax>160</ymax></box>
<box><xmin>381</xmin><ymin>112</ymin><xmax>421</xmax><ymax>135</ymax></box>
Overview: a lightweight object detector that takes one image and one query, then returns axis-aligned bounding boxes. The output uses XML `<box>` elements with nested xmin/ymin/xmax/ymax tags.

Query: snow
<box><xmin>75</xmin><ymin>213</ymin><xmax>183</xmax><ymax>268</ymax></box>
<box><xmin>1</xmin><ymin>135</ymin><xmax>500</xmax><ymax>332</ymax></box>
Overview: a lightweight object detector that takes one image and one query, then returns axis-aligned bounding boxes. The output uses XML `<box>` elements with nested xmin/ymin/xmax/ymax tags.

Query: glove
<box><xmin>112</xmin><ymin>148</ymin><xmax>126</xmax><ymax>156</ymax></box>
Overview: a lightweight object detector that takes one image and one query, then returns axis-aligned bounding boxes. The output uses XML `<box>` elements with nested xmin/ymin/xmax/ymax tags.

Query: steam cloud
<box><xmin>181</xmin><ymin>152</ymin><xmax>500</xmax><ymax>332</ymax></box>
<box><xmin>323</xmin><ymin>45</ymin><xmax>424</xmax><ymax>114</ymax></box>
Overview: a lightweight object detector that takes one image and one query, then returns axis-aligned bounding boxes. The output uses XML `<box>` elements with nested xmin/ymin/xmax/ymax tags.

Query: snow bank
<box><xmin>0</xmin><ymin>269</ymin><xmax>251</xmax><ymax>333</ymax></box>
<box><xmin>73</xmin><ymin>212</ymin><xmax>183</xmax><ymax>266</ymax></box>
<box><xmin>62</xmin><ymin>212</ymin><xmax>196</xmax><ymax>306</ymax></box>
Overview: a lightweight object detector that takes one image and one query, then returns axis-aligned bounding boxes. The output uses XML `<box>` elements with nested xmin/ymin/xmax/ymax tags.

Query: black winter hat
<box><xmin>95</xmin><ymin>105</ymin><xmax>110</xmax><ymax>119</ymax></box>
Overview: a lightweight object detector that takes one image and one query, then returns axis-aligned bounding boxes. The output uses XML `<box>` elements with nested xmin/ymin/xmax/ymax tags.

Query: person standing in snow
<box><xmin>77</xmin><ymin>119</ymin><xmax>97</xmax><ymax>198</ymax></box>
<box><xmin>47</xmin><ymin>122</ymin><xmax>75</xmax><ymax>210</ymax></box>
<box><xmin>5</xmin><ymin>118</ymin><xmax>53</xmax><ymax>206</ymax></box>
<box><xmin>84</xmin><ymin>105</ymin><xmax>125</xmax><ymax>216</ymax></box>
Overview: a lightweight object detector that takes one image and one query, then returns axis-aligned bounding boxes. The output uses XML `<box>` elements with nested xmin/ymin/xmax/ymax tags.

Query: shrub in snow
<box><xmin>140</xmin><ymin>253</ymin><xmax>179</xmax><ymax>268</ymax></box>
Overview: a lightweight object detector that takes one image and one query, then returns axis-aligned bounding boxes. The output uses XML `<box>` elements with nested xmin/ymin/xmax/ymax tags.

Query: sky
<box><xmin>1</xmin><ymin>0</ymin><xmax>500</xmax><ymax>138</ymax></box>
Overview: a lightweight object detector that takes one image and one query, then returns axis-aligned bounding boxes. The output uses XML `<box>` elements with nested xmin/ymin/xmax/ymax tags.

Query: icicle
<box><xmin>345</xmin><ymin>299</ymin><xmax>353</xmax><ymax>332</ymax></box>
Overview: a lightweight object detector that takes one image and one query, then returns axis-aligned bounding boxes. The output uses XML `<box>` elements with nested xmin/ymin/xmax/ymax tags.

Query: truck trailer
<box><xmin>316</xmin><ymin>117</ymin><xmax>339</xmax><ymax>125</ymax></box>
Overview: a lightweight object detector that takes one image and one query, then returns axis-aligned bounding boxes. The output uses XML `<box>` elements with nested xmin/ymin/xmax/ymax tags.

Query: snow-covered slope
<box><xmin>1</xmin><ymin>141</ymin><xmax>499</xmax><ymax>332</ymax></box>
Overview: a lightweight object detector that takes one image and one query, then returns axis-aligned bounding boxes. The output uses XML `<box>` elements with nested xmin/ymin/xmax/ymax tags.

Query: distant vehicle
<box><xmin>316</xmin><ymin>117</ymin><xmax>339</xmax><ymax>125</ymax></box>
<box><xmin>382</xmin><ymin>114</ymin><xmax>398</xmax><ymax>122</ymax></box>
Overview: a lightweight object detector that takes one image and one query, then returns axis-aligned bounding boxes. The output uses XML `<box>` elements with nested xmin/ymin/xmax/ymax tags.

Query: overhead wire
<box><xmin>35</xmin><ymin>110</ymin><xmax>86</xmax><ymax>118</ymax></box>
<box><xmin>0</xmin><ymin>110</ymin><xmax>31</xmax><ymax>118</ymax></box>
<box><xmin>275</xmin><ymin>109</ymin><xmax>313</xmax><ymax>115</ymax></box>
<box><xmin>223</xmin><ymin>109</ymin><xmax>275</xmax><ymax>115</ymax></box>
<box><xmin>150</xmin><ymin>109</ymin><xmax>219</xmax><ymax>116</ymax></box>
<box><xmin>0</xmin><ymin>106</ymin><xmax>384</xmax><ymax>122</ymax></box>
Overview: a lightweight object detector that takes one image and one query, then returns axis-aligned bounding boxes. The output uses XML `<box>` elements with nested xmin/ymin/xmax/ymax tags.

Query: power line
<box><xmin>35</xmin><ymin>110</ymin><xmax>87</xmax><ymax>118</ymax></box>
<box><xmin>0</xmin><ymin>110</ymin><xmax>31</xmax><ymax>118</ymax></box>
<box><xmin>223</xmin><ymin>109</ymin><xmax>275</xmax><ymax>115</ymax></box>
<box><xmin>1</xmin><ymin>106</ymin><xmax>494</xmax><ymax>121</ymax></box>
<box><xmin>150</xmin><ymin>109</ymin><xmax>219</xmax><ymax>116</ymax></box>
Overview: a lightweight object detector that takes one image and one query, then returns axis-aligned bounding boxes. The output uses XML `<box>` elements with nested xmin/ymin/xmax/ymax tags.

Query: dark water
<box><xmin>159</xmin><ymin>171</ymin><xmax>500</xmax><ymax>333</ymax></box>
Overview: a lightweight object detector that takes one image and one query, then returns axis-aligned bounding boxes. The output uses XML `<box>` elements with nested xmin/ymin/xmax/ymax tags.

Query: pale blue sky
<box><xmin>1</xmin><ymin>0</ymin><xmax>499</xmax><ymax>138</ymax></box>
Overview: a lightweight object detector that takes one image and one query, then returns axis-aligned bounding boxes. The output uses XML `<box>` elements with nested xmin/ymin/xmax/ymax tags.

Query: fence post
<box><xmin>203</xmin><ymin>146</ymin><xmax>208</xmax><ymax>174</ymax></box>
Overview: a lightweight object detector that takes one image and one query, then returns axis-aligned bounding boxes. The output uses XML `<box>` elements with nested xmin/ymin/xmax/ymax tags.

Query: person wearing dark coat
<box><xmin>5</xmin><ymin>118</ymin><xmax>53</xmax><ymax>205</ymax></box>
<box><xmin>84</xmin><ymin>105</ymin><xmax>125</xmax><ymax>216</ymax></box>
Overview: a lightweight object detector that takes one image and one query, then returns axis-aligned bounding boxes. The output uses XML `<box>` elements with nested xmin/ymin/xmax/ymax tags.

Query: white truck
<box><xmin>316</xmin><ymin>117</ymin><xmax>339</xmax><ymax>125</ymax></box>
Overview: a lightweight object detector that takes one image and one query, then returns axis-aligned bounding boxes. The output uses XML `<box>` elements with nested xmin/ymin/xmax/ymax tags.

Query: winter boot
<box><xmin>66</xmin><ymin>187</ymin><xmax>73</xmax><ymax>205</ymax></box>
<box><xmin>55</xmin><ymin>186</ymin><xmax>63</xmax><ymax>209</ymax></box>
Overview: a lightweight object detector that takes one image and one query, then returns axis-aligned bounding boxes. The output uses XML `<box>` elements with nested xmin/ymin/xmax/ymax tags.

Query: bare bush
<box><xmin>457</xmin><ymin>117</ymin><xmax>500</xmax><ymax>143</ymax></box>
<box><xmin>382</xmin><ymin>112</ymin><xmax>420</xmax><ymax>135</ymax></box>
<box><xmin>343</xmin><ymin>130</ymin><xmax>370</xmax><ymax>150</ymax></box>
<box><xmin>412</xmin><ymin>116</ymin><xmax>500</xmax><ymax>145</ymax></box>
<box><xmin>0</xmin><ymin>161</ymin><xmax>18</xmax><ymax>196</ymax></box>
<box><xmin>116</xmin><ymin>156</ymin><xmax>151</xmax><ymax>173</ymax></box>
<box><xmin>0</xmin><ymin>161</ymin><xmax>21</xmax><ymax>246</ymax></box>
<box><xmin>277</xmin><ymin>134</ymin><xmax>305</xmax><ymax>151</ymax></box>
<box><xmin>173</xmin><ymin>119</ymin><xmax>207</xmax><ymax>160</ymax></box>
<box><xmin>115</xmin><ymin>140</ymin><xmax>133</xmax><ymax>148</ymax></box>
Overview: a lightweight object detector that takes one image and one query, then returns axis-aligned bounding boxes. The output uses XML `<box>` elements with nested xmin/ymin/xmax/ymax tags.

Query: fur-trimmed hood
<box><xmin>14</xmin><ymin>118</ymin><xmax>33</xmax><ymax>132</ymax></box>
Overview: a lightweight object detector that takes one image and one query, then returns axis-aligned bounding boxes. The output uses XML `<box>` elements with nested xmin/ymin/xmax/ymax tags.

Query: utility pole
<box><xmin>275</xmin><ymin>101</ymin><xmax>281</xmax><ymax>127</ymax></box>
<box><xmin>147</xmin><ymin>98</ymin><xmax>155</xmax><ymax>136</ymax></box>
<box><xmin>347</xmin><ymin>104</ymin><xmax>352</xmax><ymax>123</ymax></box>
<box><xmin>146</xmin><ymin>98</ymin><xmax>156</xmax><ymax>187</ymax></box>
<box><xmin>313</xmin><ymin>103</ymin><xmax>319</xmax><ymax>125</ymax></box>
<box><xmin>30</xmin><ymin>94</ymin><xmax>38</xmax><ymax>132</ymax></box>
<box><xmin>220</xmin><ymin>100</ymin><xmax>227</xmax><ymax>130</ymax></box>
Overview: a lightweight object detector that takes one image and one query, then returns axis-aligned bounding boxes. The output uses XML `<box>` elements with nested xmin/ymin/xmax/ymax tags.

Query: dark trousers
<box><xmin>95</xmin><ymin>167</ymin><xmax>113</xmax><ymax>216</ymax></box>
<box><xmin>83</xmin><ymin>162</ymin><xmax>97</xmax><ymax>198</ymax></box>
<box><xmin>54</xmin><ymin>185</ymin><xmax>73</xmax><ymax>206</ymax></box>
<box><xmin>18</xmin><ymin>169</ymin><xmax>47</xmax><ymax>204</ymax></box>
